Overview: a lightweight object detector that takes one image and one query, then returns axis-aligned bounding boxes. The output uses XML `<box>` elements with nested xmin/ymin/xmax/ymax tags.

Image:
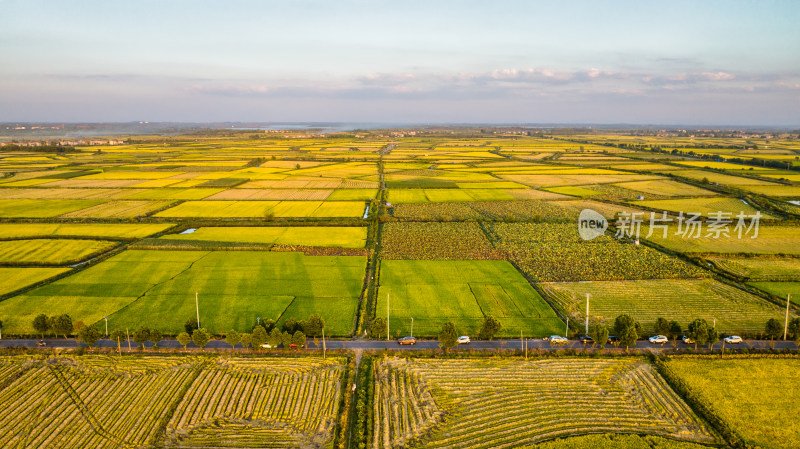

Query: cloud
<box><xmin>700</xmin><ymin>71</ymin><xmax>735</xmax><ymax>81</ymax></box>
<box><xmin>179</xmin><ymin>66</ymin><xmax>800</xmax><ymax>105</ymax></box>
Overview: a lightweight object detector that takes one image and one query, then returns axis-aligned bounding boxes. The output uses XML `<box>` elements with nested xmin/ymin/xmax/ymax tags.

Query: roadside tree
<box><xmin>109</xmin><ymin>330</ymin><xmax>127</xmax><ymax>347</ymax></box>
<box><xmin>654</xmin><ymin>317</ymin><xmax>670</xmax><ymax>336</ymax></box>
<box><xmin>192</xmin><ymin>328</ymin><xmax>211</xmax><ymax>350</ymax></box>
<box><xmin>268</xmin><ymin>328</ymin><xmax>282</xmax><ymax>348</ymax></box>
<box><xmin>77</xmin><ymin>325</ymin><xmax>102</xmax><ymax>349</ymax></box>
<box><xmin>177</xmin><ymin>332</ymin><xmax>191</xmax><ymax>350</ymax></box>
<box><xmin>133</xmin><ymin>327</ymin><xmax>150</xmax><ymax>349</ymax></box>
<box><xmin>478</xmin><ymin>316</ymin><xmax>502</xmax><ymax>340</ymax></box>
<box><xmin>33</xmin><ymin>314</ymin><xmax>50</xmax><ymax>339</ymax></box>
<box><xmin>51</xmin><ymin>314</ymin><xmax>74</xmax><ymax>339</ymax></box>
<box><xmin>291</xmin><ymin>331</ymin><xmax>306</xmax><ymax>347</ymax></box>
<box><xmin>765</xmin><ymin>318</ymin><xmax>782</xmax><ymax>340</ymax></box>
<box><xmin>226</xmin><ymin>330</ymin><xmax>241</xmax><ymax>348</ymax></box>
<box><xmin>184</xmin><ymin>318</ymin><xmax>198</xmax><ymax>335</ymax></box>
<box><xmin>251</xmin><ymin>326</ymin><xmax>268</xmax><ymax>349</ymax></box>
<box><xmin>688</xmin><ymin>319</ymin><xmax>711</xmax><ymax>350</ymax></box>
<box><xmin>304</xmin><ymin>315</ymin><xmax>324</xmax><ymax>338</ymax></box>
<box><xmin>589</xmin><ymin>325</ymin><xmax>609</xmax><ymax>349</ymax></box>
<box><xmin>438</xmin><ymin>322</ymin><xmax>458</xmax><ymax>353</ymax></box>
<box><xmin>149</xmin><ymin>329</ymin><xmax>163</xmax><ymax>348</ymax></box>
<box><xmin>239</xmin><ymin>333</ymin><xmax>252</xmax><ymax>350</ymax></box>
<box><xmin>369</xmin><ymin>317</ymin><xmax>387</xmax><ymax>340</ymax></box>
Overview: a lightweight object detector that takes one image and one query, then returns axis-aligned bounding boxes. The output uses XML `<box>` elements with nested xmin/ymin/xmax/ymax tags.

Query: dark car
<box><xmin>607</xmin><ymin>336</ymin><xmax>620</xmax><ymax>344</ymax></box>
<box><xmin>398</xmin><ymin>336</ymin><xmax>417</xmax><ymax>345</ymax></box>
<box><xmin>579</xmin><ymin>335</ymin><xmax>594</xmax><ymax>344</ymax></box>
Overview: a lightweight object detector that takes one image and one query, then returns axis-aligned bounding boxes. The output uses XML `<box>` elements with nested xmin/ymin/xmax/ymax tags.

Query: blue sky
<box><xmin>1</xmin><ymin>0</ymin><xmax>798</xmax><ymax>125</ymax></box>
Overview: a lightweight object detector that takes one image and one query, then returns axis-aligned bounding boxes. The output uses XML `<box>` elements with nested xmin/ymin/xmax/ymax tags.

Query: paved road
<box><xmin>0</xmin><ymin>337</ymin><xmax>796</xmax><ymax>351</ymax></box>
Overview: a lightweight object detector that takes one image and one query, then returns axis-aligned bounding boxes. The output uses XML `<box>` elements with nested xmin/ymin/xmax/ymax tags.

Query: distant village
<box><xmin>0</xmin><ymin>139</ymin><xmax>126</xmax><ymax>147</ymax></box>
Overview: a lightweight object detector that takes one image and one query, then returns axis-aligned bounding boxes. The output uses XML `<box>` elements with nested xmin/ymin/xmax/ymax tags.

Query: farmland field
<box><xmin>0</xmin><ymin>199</ymin><xmax>103</xmax><ymax>217</ymax></box>
<box><xmin>0</xmin><ymin>250</ymin><xmax>365</xmax><ymax>336</ymax></box>
<box><xmin>0</xmin><ymin>239</ymin><xmax>117</xmax><ymax>265</ymax></box>
<box><xmin>747</xmin><ymin>282</ymin><xmax>800</xmax><ymax>305</ymax></box>
<box><xmin>614</xmin><ymin>179</ymin><xmax>718</xmax><ymax>197</ymax></box>
<box><xmin>162</xmin><ymin>226</ymin><xmax>367</xmax><ymax>248</ymax></box>
<box><xmin>641</xmin><ymin>225</ymin><xmax>800</xmax><ymax>254</ymax></box>
<box><xmin>0</xmin><ymin>223</ymin><xmax>174</xmax><ymax>239</ymax></box>
<box><xmin>377</xmin><ymin>260</ymin><xmax>563</xmax><ymax>337</ymax></box>
<box><xmin>490</xmin><ymin>223</ymin><xmax>704</xmax><ymax>281</ymax></box>
<box><xmin>667</xmin><ymin>357</ymin><xmax>800</xmax><ymax>449</ymax></box>
<box><xmin>154</xmin><ymin>200</ymin><xmax>366</xmax><ymax>218</ymax></box>
<box><xmin>0</xmin><ymin>355</ymin><xmax>345</xmax><ymax>449</ymax></box>
<box><xmin>633</xmin><ymin>197</ymin><xmax>770</xmax><ymax>218</ymax></box>
<box><xmin>707</xmin><ymin>256</ymin><xmax>800</xmax><ymax>280</ymax></box>
<box><xmin>539</xmin><ymin>278</ymin><xmax>788</xmax><ymax>335</ymax></box>
<box><xmin>381</xmin><ymin>222</ymin><xmax>501</xmax><ymax>260</ymax></box>
<box><xmin>61</xmin><ymin>200</ymin><xmax>173</xmax><ymax>218</ymax></box>
<box><xmin>371</xmin><ymin>358</ymin><xmax>719</xmax><ymax>448</ymax></box>
<box><xmin>736</xmin><ymin>184</ymin><xmax>800</xmax><ymax>197</ymax></box>
<box><xmin>0</xmin><ymin>267</ymin><xmax>70</xmax><ymax>296</ymax></box>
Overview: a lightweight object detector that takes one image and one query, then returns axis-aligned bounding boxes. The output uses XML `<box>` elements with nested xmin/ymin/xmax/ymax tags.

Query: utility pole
<box><xmin>125</xmin><ymin>328</ymin><xmax>131</xmax><ymax>351</ymax></box>
<box><xmin>521</xmin><ymin>330</ymin><xmax>523</xmax><ymax>351</ymax></box>
<box><xmin>104</xmin><ymin>316</ymin><xmax>108</xmax><ymax>336</ymax></box>
<box><xmin>117</xmin><ymin>337</ymin><xmax>121</xmax><ymax>356</ymax></box>
<box><xmin>410</xmin><ymin>317</ymin><xmax>414</xmax><ymax>338</ymax></box>
<box><xmin>386</xmin><ymin>293</ymin><xmax>390</xmax><ymax>341</ymax></box>
<box><xmin>785</xmin><ymin>294</ymin><xmax>791</xmax><ymax>341</ymax></box>
<box><xmin>196</xmin><ymin>292</ymin><xmax>200</xmax><ymax>328</ymax></box>
<box><xmin>322</xmin><ymin>327</ymin><xmax>326</xmax><ymax>359</ymax></box>
<box><xmin>565</xmin><ymin>317</ymin><xmax>569</xmax><ymax>337</ymax></box>
<box><xmin>585</xmin><ymin>294</ymin><xmax>590</xmax><ymax>336</ymax></box>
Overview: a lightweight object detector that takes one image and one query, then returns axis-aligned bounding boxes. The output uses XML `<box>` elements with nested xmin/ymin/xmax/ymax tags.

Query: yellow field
<box><xmin>0</xmin><ymin>239</ymin><xmax>117</xmax><ymax>264</ymax></box>
<box><xmin>500</xmin><ymin>173</ymin><xmax>661</xmax><ymax>187</ymax></box>
<box><xmin>155</xmin><ymin>200</ymin><xmax>366</xmax><ymax>218</ymax></box>
<box><xmin>0</xmin><ymin>199</ymin><xmax>102</xmax><ymax>218</ymax></box>
<box><xmin>614</xmin><ymin>179</ymin><xmax>718</xmax><ymax>197</ymax></box>
<box><xmin>163</xmin><ymin>226</ymin><xmax>367</xmax><ymax>247</ymax></box>
<box><xmin>61</xmin><ymin>200</ymin><xmax>172</xmax><ymax>218</ymax></box>
<box><xmin>0</xmin><ymin>267</ymin><xmax>71</xmax><ymax>296</ymax></box>
<box><xmin>634</xmin><ymin>197</ymin><xmax>771</xmax><ymax>218</ymax></box>
<box><xmin>208</xmin><ymin>189</ymin><xmax>333</xmax><ymax>200</ymax></box>
<box><xmin>0</xmin><ymin>223</ymin><xmax>173</xmax><ymax>239</ymax></box>
<box><xmin>0</xmin><ymin>188</ymin><xmax>133</xmax><ymax>200</ymax></box>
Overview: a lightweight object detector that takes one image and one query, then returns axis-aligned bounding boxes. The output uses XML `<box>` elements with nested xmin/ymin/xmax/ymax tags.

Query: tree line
<box><xmin>29</xmin><ymin>313</ymin><xmax>326</xmax><ymax>351</ymax></box>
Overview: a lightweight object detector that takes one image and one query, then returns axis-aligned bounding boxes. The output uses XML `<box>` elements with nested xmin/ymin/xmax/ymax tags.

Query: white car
<box><xmin>548</xmin><ymin>335</ymin><xmax>568</xmax><ymax>345</ymax></box>
<box><xmin>682</xmin><ymin>336</ymin><xmax>695</xmax><ymax>344</ymax></box>
<box><xmin>457</xmin><ymin>336</ymin><xmax>471</xmax><ymax>344</ymax></box>
<box><xmin>724</xmin><ymin>335</ymin><xmax>743</xmax><ymax>344</ymax></box>
<box><xmin>649</xmin><ymin>335</ymin><xmax>668</xmax><ymax>344</ymax></box>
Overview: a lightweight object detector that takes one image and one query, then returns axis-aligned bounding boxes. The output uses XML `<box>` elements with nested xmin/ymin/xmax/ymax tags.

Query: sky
<box><xmin>1</xmin><ymin>0</ymin><xmax>799</xmax><ymax>126</ymax></box>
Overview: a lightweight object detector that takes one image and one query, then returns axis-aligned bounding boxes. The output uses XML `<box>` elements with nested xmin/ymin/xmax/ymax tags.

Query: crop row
<box><xmin>0</xmin><ymin>356</ymin><xmax>343</xmax><ymax>449</ymax></box>
<box><xmin>368</xmin><ymin>358</ymin><xmax>718</xmax><ymax>449</ymax></box>
<box><xmin>371</xmin><ymin>359</ymin><xmax>442</xmax><ymax>448</ymax></box>
<box><xmin>381</xmin><ymin>222</ymin><xmax>503</xmax><ymax>260</ymax></box>
<box><xmin>491</xmin><ymin>223</ymin><xmax>705</xmax><ymax>282</ymax></box>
